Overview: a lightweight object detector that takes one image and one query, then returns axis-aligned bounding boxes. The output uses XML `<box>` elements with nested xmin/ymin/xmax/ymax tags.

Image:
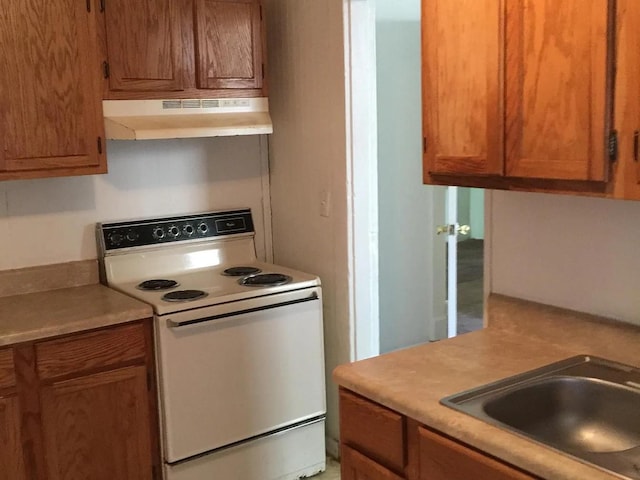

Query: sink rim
<box><xmin>440</xmin><ymin>355</ymin><xmax>640</xmax><ymax>480</ymax></box>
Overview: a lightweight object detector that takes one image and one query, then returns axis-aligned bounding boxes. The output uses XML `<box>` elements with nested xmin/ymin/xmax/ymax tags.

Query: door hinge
<box><xmin>102</xmin><ymin>61</ymin><xmax>110</xmax><ymax>79</ymax></box>
<box><xmin>97</xmin><ymin>137</ymin><xmax>103</xmax><ymax>154</ymax></box>
<box><xmin>608</xmin><ymin>130</ymin><xmax>618</xmax><ymax>162</ymax></box>
<box><xmin>634</xmin><ymin>130</ymin><xmax>639</xmax><ymax>162</ymax></box>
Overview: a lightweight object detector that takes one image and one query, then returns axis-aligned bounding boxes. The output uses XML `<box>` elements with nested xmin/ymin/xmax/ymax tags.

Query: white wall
<box><xmin>491</xmin><ymin>191</ymin><xmax>640</xmax><ymax>325</ymax></box>
<box><xmin>264</xmin><ymin>0</ymin><xmax>352</xmax><ymax>455</ymax></box>
<box><xmin>0</xmin><ymin>137</ymin><xmax>270</xmax><ymax>269</ymax></box>
<box><xmin>376</xmin><ymin>0</ymin><xmax>446</xmax><ymax>352</ymax></box>
<box><xmin>469</xmin><ymin>188</ymin><xmax>485</xmax><ymax>239</ymax></box>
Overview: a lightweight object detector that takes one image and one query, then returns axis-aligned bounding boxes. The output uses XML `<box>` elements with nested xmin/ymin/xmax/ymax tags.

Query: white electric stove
<box><xmin>97</xmin><ymin>209</ymin><xmax>327</xmax><ymax>480</ymax></box>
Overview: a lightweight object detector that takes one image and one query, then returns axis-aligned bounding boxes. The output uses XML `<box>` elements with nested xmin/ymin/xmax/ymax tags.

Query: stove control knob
<box><xmin>197</xmin><ymin>222</ymin><xmax>209</xmax><ymax>235</ymax></box>
<box><xmin>168</xmin><ymin>225</ymin><xmax>180</xmax><ymax>238</ymax></box>
<box><xmin>152</xmin><ymin>226</ymin><xmax>165</xmax><ymax>240</ymax></box>
<box><xmin>126</xmin><ymin>230</ymin><xmax>139</xmax><ymax>242</ymax></box>
<box><xmin>183</xmin><ymin>224</ymin><xmax>195</xmax><ymax>236</ymax></box>
<box><xmin>109</xmin><ymin>232</ymin><xmax>124</xmax><ymax>246</ymax></box>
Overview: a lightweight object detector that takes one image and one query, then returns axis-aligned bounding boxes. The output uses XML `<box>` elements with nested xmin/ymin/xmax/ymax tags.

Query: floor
<box><xmin>457</xmin><ymin>239</ymin><xmax>484</xmax><ymax>334</ymax></box>
<box><xmin>312</xmin><ymin>457</ymin><xmax>340</xmax><ymax>479</ymax></box>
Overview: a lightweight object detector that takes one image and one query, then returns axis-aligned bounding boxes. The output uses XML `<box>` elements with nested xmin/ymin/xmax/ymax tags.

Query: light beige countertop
<box><xmin>333</xmin><ymin>294</ymin><xmax>640</xmax><ymax>480</ymax></box>
<box><xmin>0</xmin><ymin>261</ymin><xmax>153</xmax><ymax>346</ymax></box>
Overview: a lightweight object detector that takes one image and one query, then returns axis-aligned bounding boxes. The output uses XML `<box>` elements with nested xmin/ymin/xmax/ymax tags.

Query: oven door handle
<box><xmin>166</xmin><ymin>291</ymin><xmax>320</xmax><ymax>328</ymax></box>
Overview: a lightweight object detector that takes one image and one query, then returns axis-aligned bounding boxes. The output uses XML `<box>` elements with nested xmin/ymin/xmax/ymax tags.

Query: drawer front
<box><xmin>419</xmin><ymin>426</ymin><xmax>537</xmax><ymax>480</ymax></box>
<box><xmin>0</xmin><ymin>348</ymin><xmax>16</xmax><ymax>389</ymax></box>
<box><xmin>36</xmin><ymin>322</ymin><xmax>146</xmax><ymax>380</ymax></box>
<box><xmin>340</xmin><ymin>389</ymin><xmax>405</xmax><ymax>473</ymax></box>
<box><xmin>341</xmin><ymin>444</ymin><xmax>405</xmax><ymax>480</ymax></box>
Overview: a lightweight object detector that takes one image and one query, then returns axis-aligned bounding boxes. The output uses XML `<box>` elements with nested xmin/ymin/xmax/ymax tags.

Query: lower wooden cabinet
<box><xmin>0</xmin><ymin>320</ymin><xmax>159</xmax><ymax>480</ymax></box>
<box><xmin>40</xmin><ymin>366</ymin><xmax>154</xmax><ymax>480</ymax></box>
<box><xmin>342</xmin><ymin>444</ymin><xmax>404</xmax><ymax>480</ymax></box>
<box><xmin>418</xmin><ymin>426</ymin><xmax>536</xmax><ymax>480</ymax></box>
<box><xmin>0</xmin><ymin>395</ymin><xmax>27</xmax><ymax>480</ymax></box>
<box><xmin>339</xmin><ymin>388</ymin><xmax>538</xmax><ymax>480</ymax></box>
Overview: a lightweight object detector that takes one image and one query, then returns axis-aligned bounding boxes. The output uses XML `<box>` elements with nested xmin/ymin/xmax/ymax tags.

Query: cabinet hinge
<box><xmin>634</xmin><ymin>130</ymin><xmax>639</xmax><ymax>163</ymax></box>
<box><xmin>100</xmin><ymin>0</ymin><xmax>105</xmax><ymax>12</ymax></box>
<box><xmin>262</xmin><ymin>63</ymin><xmax>265</xmax><ymax>79</ymax></box>
<box><xmin>86</xmin><ymin>0</ymin><xmax>91</xmax><ymax>12</ymax></box>
<box><xmin>608</xmin><ymin>130</ymin><xmax>618</xmax><ymax>163</ymax></box>
<box><xmin>423</xmin><ymin>137</ymin><xmax>428</xmax><ymax>154</ymax></box>
<box><xmin>102</xmin><ymin>61</ymin><xmax>110</xmax><ymax>79</ymax></box>
<box><xmin>97</xmin><ymin>137</ymin><xmax>103</xmax><ymax>154</ymax></box>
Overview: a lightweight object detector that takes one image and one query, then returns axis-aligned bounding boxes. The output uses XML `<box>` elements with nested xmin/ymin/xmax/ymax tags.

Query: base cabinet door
<box><xmin>419</xmin><ymin>427</ymin><xmax>536</xmax><ymax>480</ymax></box>
<box><xmin>40</xmin><ymin>365</ymin><xmax>154</xmax><ymax>480</ymax></box>
<box><xmin>342</xmin><ymin>445</ymin><xmax>405</xmax><ymax>480</ymax></box>
<box><xmin>0</xmin><ymin>395</ymin><xmax>27</xmax><ymax>480</ymax></box>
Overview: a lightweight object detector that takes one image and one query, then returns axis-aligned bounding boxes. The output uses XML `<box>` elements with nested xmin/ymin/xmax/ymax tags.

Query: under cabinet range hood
<box><xmin>103</xmin><ymin>98</ymin><xmax>273</xmax><ymax>140</ymax></box>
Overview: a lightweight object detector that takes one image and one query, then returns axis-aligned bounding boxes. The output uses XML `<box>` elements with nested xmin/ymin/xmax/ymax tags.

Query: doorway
<box><xmin>454</xmin><ymin>187</ymin><xmax>485</xmax><ymax>335</ymax></box>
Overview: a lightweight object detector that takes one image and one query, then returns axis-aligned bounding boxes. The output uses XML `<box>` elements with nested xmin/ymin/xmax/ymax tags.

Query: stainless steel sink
<box><xmin>441</xmin><ymin>356</ymin><xmax>640</xmax><ymax>479</ymax></box>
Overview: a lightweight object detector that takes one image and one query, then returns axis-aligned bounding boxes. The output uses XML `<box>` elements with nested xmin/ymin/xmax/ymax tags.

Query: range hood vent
<box><xmin>103</xmin><ymin>98</ymin><xmax>273</xmax><ymax>140</ymax></box>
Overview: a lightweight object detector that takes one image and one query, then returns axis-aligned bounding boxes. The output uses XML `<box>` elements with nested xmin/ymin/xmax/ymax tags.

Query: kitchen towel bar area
<box><xmin>97</xmin><ymin>209</ymin><xmax>327</xmax><ymax>480</ymax></box>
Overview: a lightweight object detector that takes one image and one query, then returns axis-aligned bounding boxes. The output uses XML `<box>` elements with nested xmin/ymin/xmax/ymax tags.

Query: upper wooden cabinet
<box><xmin>504</xmin><ymin>0</ymin><xmax>613</xmax><ymax>182</ymax></box>
<box><xmin>103</xmin><ymin>0</ymin><xmax>184</xmax><ymax>92</ymax></box>
<box><xmin>195</xmin><ymin>0</ymin><xmax>264</xmax><ymax>90</ymax></box>
<box><xmin>422</xmin><ymin>0</ymin><xmax>503</xmax><ymax>177</ymax></box>
<box><xmin>0</xmin><ymin>0</ymin><xmax>106</xmax><ymax>181</ymax></box>
<box><xmin>422</xmin><ymin>0</ymin><xmax>623</xmax><ymax>195</ymax></box>
<box><xmin>101</xmin><ymin>0</ymin><xmax>266</xmax><ymax>99</ymax></box>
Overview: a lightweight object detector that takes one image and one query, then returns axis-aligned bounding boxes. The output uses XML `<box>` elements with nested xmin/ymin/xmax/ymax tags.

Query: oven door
<box><xmin>155</xmin><ymin>286</ymin><xmax>325</xmax><ymax>464</ymax></box>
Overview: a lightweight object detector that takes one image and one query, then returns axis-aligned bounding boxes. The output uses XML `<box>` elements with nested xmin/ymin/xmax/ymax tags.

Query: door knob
<box><xmin>436</xmin><ymin>224</ymin><xmax>471</xmax><ymax>236</ymax></box>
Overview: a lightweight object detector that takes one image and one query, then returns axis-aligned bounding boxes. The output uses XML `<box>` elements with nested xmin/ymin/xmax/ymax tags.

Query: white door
<box><xmin>437</xmin><ymin>186</ymin><xmax>473</xmax><ymax>338</ymax></box>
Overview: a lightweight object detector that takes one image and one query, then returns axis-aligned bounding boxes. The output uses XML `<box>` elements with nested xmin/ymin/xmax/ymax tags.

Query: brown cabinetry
<box><xmin>422</xmin><ymin>0</ymin><xmax>627</xmax><ymax>197</ymax></box>
<box><xmin>101</xmin><ymin>0</ymin><xmax>265</xmax><ymax>99</ymax></box>
<box><xmin>0</xmin><ymin>0</ymin><xmax>106</xmax><ymax>181</ymax></box>
<box><xmin>0</xmin><ymin>321</ymin><xmax>159</xmax><ymax>480</ymax></box>
<box><xmin>103</xmin><ymin>0</ymin><xmax>183</xmax><ymax>92</ymax></box>
<box><xmin>339</xmin><ymin>388</ymin><xmax>538</xmax><ymax>480</ymax></box>
<box><xmin>0</xmin><ymin>348</ymin><xmax>27</xmax><ymax>480</ymax></box>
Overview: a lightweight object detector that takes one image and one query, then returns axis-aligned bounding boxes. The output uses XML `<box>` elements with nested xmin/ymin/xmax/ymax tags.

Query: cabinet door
<box><xmin>419</xmin><ymin>427</ymin><xmax>536</xmax><ymax>480</ymax></box>
<box><xmin>40</xmin><ymin>366</ymin><xmax>154</xmax><ymax>480</ymax></box>
<box><xmin>103</xmin><ymin>0</ymin><xmax>183</xmax><ymax>92</ymax></box>
<box><xmin>0</xmin><ymin>395</ymin><xmax>27</xmax><ymax>480</ymax></box>
<box><xmin>0</xmin><ymin>0</ymin><xmax>106</xmax><ymax>179</ymax></box>
<box><xmin>505</xmin><ymin>0</ymin><xmax>614</xmax><ymax>181</ymax></box>
<box><xmin>422</xmin><ymin>0</ymin><xmax>503</xmax><ymax>177</ymax></box>
<box><xmin>194</xmin><ymin>0</ymin><xmax>264</xmax><ymax>90</ymax></box>
<box><xmin>342</xmin><ymin>445</ymin><xmax>405</xmax><ymax>480</ymax></box>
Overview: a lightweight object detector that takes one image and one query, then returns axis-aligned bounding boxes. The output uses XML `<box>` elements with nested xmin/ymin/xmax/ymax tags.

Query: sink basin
<box><xmin>442</xmin><ymin>356</ymin><xmax>640</xmax><ymax>479</ymax></box>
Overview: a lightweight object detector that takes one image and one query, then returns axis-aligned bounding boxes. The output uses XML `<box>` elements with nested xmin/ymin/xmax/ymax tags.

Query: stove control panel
<box><xmin>98</xmin><ymin>209</ymin><xmax>254</xmax><ymax>251</ymax></box>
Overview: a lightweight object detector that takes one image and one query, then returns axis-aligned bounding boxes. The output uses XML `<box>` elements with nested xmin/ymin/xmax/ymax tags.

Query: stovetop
<box><xmin>108</xmin><ymin>261</ymin><xmax>320</xmax><ymax>315</ymax></box>
<box><xmin>97</xmin><ymin>209</ymin><xmax>320</xmax><ymax>316</ymax></box>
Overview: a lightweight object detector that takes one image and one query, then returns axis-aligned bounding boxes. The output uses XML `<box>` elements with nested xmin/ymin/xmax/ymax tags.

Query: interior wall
<box><xmin>0</xmin><ymin>137</ymin><xmax>270</xmax><ymax>270</ymax></box>
<box><xmin>264</xmin><ymin>0</ymin><xmax>352</xmax><ymax>455</ymax></box>
<box><xmin>376</xmin><ymin>0</ymin><xmax>446</xmax><ymax>352</ymax></box>
<box><xmin>491</xmin><ymin>191</ymin><xmax>640</xmax><ymax>326</ymax></box>
<box><xmin>469</xmin><ymin>188</ymin><xmax>485</xmax><ymax>239</ymax></box>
